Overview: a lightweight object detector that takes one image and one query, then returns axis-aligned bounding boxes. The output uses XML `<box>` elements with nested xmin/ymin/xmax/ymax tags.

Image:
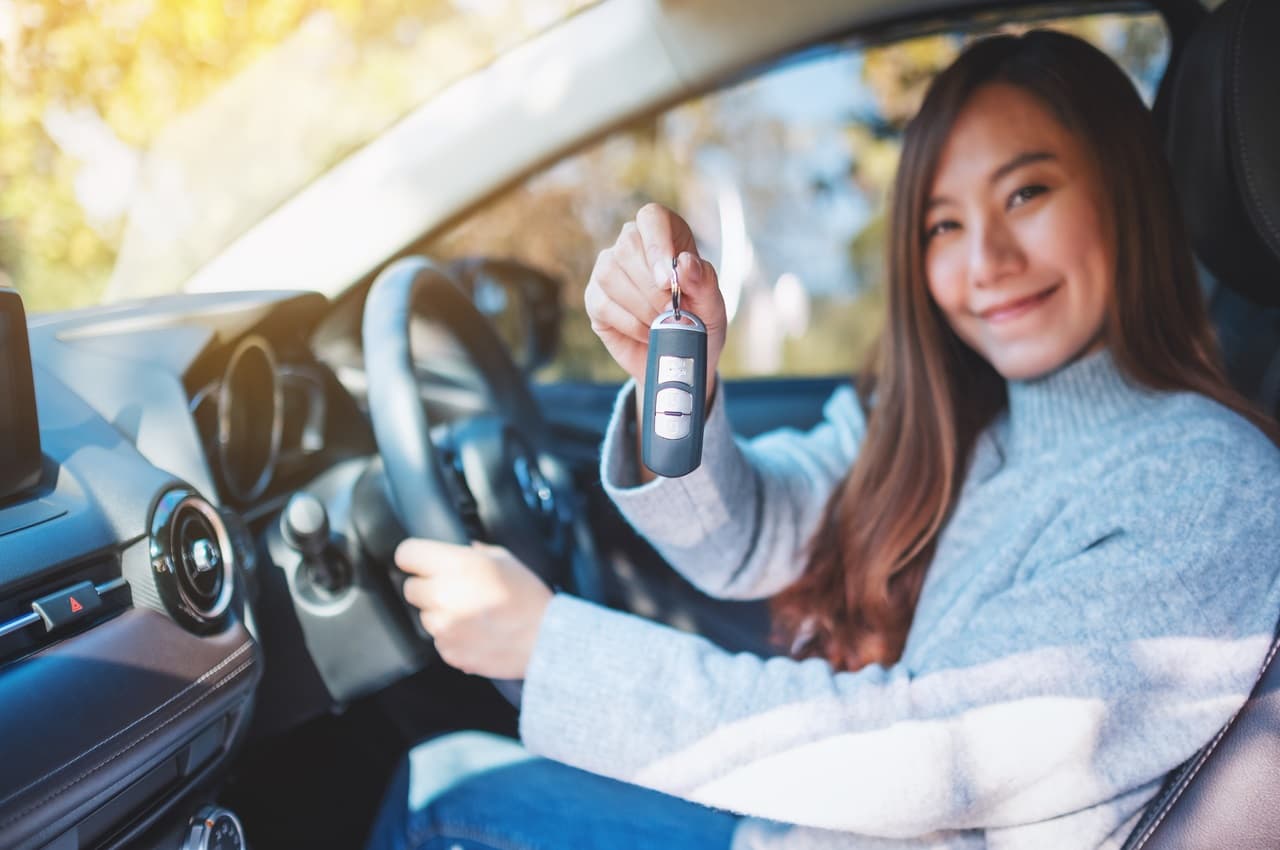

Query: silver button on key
<box><xmin>658</xmin><ymin>355</ymin><xmax>696</xmax><ymax>385</ymax></box>
<box><xmin>654</xmin><ymin>412</ymin><xmax>691</xmax><ymax>440</ymax></box>
<box><xmin>654</xmin><ymin>387</ymin><xmax>693</xmax><ymax>440</ymax></box>
<box><xmin>655</xmin><ymin>387</ymin><xmax>693</xmax><ymax>414</ymax></box>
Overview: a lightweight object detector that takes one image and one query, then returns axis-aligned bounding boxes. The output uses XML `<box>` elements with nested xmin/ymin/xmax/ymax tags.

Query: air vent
<box><xmin>149</xmin><ymin>490</ymin><xmax>234</xmax><ymax>633</ymax></box>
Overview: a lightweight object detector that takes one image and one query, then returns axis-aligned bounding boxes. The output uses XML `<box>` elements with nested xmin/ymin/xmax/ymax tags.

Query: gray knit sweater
<box><xmin>518</xmin><ymin>349</ymin><xmax>1280</xmax><ymax>849</ymax></box>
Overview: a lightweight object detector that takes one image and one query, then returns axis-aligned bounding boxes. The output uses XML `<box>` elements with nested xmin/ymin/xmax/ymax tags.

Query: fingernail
<box><xmin>677</xmin><ymin>252</ymin><xmax>697</xmax><ymax>283</ymax></box>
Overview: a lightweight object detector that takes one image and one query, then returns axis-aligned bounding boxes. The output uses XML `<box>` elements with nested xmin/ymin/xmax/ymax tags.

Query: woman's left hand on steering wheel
<box><xmin>396</xmin><ymin>538</ymin><xmax>553</xmax><ymax>680</ymax></box>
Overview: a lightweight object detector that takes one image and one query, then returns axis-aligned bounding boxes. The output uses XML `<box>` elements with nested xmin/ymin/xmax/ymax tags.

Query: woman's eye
<box><xmin>1008</xmin><ymin>184</ymin><xmax>1048</xmax><ymax>209</ymax></box>
<box><xmin>924</xmin><ymin>220</ymin><xmax>959</xmax><ymax>243</ymax></box>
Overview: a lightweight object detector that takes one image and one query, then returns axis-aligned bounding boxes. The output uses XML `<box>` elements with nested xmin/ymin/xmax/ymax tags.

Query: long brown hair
<box><xmin>771</xmin><ymin>30</ymin><xmax>1279</xmax><ymax>673</ymax></box>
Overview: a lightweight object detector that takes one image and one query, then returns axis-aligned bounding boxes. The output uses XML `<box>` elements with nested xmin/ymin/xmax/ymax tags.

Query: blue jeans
<box><xmin>364</xmin><ymin>731</ymin><xmax>740</xmax><ymax>850</ymax></box>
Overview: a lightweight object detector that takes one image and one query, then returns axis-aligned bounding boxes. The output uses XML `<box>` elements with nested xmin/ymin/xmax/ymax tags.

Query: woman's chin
<box><xmin>979</xmin><ymin>341</ymin><xmax>1079</xmax><ymax>381</ymax></box>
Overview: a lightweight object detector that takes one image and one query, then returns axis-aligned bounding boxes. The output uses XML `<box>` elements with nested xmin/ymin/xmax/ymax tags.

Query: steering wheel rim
<box><xmin>361</xmin><ymin>255</ymin><xmax>549</xmax><ymax>545</ymax></box>
<box><xmin>361</xmin><ymin>256</ymin><xmax>602</xmax><ymax>707</ymax></box>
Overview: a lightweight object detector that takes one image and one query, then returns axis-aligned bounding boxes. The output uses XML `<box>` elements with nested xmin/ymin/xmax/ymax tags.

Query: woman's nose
<box><xmin>968</xmin><ymin>218</ymin><xmax>1025</xmax><ymax>287</ymax></box>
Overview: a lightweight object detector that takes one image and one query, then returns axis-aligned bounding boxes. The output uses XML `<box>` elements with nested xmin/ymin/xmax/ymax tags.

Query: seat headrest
<box><xmin>1163</xmin><ymin>0</ymin><xmax>1280</xmax><ymax>307</ymax></box>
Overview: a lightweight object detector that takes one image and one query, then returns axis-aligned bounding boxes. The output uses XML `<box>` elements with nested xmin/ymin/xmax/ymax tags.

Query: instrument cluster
<box><xmin>190</xmin><ymin>335</ymin><xmax>331</xmax><ymax>508</ymax></box>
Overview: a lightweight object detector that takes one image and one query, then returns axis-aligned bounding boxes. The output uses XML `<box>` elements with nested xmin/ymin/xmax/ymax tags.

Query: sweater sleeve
<box><xmin>521</xmin><ymin>444</ymin><xmax>1280</xmax><ymax>837</ymax></box>
<box><xmin>599</xmin><ymin>378</ymin><xmax>866</xmax><ymax>600</ymax></box>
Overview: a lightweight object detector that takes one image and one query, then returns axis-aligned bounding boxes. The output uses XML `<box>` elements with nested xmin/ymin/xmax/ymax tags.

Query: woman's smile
<box><xmin>977</xmin><ymin>282</ymin><xmax>1061</xmax><ymax>324</ymax></box>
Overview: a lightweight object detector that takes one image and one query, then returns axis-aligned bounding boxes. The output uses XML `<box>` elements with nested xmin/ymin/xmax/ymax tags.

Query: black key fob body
<box><xmin>641</xmin><ymin>310</ymin><xmax>707</xmax><ymax>477</ymax></box>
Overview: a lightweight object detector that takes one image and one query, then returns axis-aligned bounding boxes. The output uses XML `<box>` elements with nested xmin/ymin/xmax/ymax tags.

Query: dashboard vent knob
<box><xmin>149</xmin><ymin>489</ymin><xmax>235</xmax><ymax>632</ymax></box>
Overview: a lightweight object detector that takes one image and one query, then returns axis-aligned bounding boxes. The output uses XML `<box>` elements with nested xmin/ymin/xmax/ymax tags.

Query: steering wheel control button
<box><xmin>512</xmin><ymin>454</ymin><xmax>556</xmax><ymax>519</ymax></box>
<box><xmin>31</xmin><ymin>581</ymin><xmax>102</xmax><ymax>631</ymax></box>
<box><xmin>657</xmin><ymin>355</ymin><xmax>696</xmax><ymax>385</ymax></box>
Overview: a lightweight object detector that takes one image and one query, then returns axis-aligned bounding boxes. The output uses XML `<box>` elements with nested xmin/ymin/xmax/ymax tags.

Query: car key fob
<box><xmin>641</xmin><ymin>308</ymin><xmax>707</xmax><ymax>477</ymax></box>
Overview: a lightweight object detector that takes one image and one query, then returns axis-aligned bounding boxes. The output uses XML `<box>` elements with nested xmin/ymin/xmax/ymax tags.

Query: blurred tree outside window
<box><xmin>426</xmin><ymin>10</ymin><xmax>1169</xmax><ymax>383</ymax></box>
<box><xmin>0</xmin><ymin>0</ymin><xmax>597</xmax><ymax>311</ymax></box>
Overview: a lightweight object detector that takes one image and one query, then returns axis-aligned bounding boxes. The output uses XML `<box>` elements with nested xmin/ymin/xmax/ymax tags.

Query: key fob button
<box><xmin>654</xmin><ymin>412</ymin><xmax>691</xmax><ymax>440</ymax></box>
<box><xmin>655</xmin><ymin>387</ymin><xmax>693</xmax><ymax>414</ymax></box>
<box><xmin>658</xmin><ymin>355</ymin><xmax>696</xmax><ymax>385</ymax></box>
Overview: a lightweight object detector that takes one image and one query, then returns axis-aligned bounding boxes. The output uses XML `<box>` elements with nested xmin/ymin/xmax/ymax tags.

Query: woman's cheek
<box><xmin>925</xmin><ymin>251</ymin><xmax>965</xmax><ymax>324</ymax></box>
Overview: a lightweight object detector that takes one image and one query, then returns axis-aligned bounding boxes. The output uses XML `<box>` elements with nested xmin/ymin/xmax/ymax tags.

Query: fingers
<box><xmin>615</xmin><ymin>222</ymin><xmax>676</xmax><ymax>317</ymax></box>
<box><xmin>585</xmin><ymin>249</ymin><xmax>658</xmax><ymax>340</ymax></box>
<box><xmin>402</xmin><ymin>575</ymin><xmax>432</xmax><ymax>610</ymax></box>
<box><xmin>401</xmin><ymin>575</ymin><xmax>448</xmax><ymax>636</ymax></box>
<box><xmin>585</xmin><ymin>219</ymin><xmax>674</xmax><ymax>344</ymax></box>
<box><xmin>394</xmin><ymin>538</ymin><xmax>469</xmax><ymax>577</ymax></box>
<box><xmin>586</xmin><ymin>295</ymin><xmax>646</xmax><ymax>349</ymax></box>
<box><xmin>636</xmin><ymin>203</ymin><xmax>694</xmax><ymax>284</ymax></box>
<box><xmin>673</xmin><ymin>252</ymin><xmax>724</xmax><ymax>328</ymax></box>
<box><xmin>586</xmin><ymin>203</ymin><xmax>727</xmax><ymax>383</ymax></box>
<box><xmin>399</xmin><ymin>545</ymin><xmax>465</xmax><ymax>635</ymax></box>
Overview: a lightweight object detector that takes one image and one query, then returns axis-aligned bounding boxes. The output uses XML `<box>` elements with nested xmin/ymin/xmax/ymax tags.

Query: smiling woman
<box><xmin>377</xmin><ymin>27</ymin><xmax>1280</xmax><ymax>850</ymax></box>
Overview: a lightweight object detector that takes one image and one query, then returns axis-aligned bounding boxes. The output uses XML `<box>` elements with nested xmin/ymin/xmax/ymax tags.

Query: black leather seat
<box><xmin>1121</xmin><ymin>0</ymin><xmax>1280</xmax><ymax>847</ymax></box>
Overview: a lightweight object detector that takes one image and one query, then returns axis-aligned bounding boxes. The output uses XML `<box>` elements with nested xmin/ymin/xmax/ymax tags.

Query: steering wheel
<box><xmin>361</xmin><ymin>256</ymin><xmax>594</xmax><ymax>695</ymax></box>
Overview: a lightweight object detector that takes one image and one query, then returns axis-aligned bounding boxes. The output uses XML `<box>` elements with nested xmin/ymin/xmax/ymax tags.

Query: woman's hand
<box><xmin>395</xmin><ymin>539</ymin><xmax>553</xmax><ymax>680</ymax></box>
<box><xmin>584</xmin><ymin>203</ymin><xmax>728</xmax><ymax>393</ymax></box>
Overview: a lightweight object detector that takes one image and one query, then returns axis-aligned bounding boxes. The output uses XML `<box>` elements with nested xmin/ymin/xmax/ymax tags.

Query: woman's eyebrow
<box><xmin>926</xmin><ymin>151</ymin><xmax>1058</xmax><ymax>211</ymax></box>
<box><xmin>989</xmin><ymin>150</ymin><xmax>1057</xmax><ymax>185</ymax></box>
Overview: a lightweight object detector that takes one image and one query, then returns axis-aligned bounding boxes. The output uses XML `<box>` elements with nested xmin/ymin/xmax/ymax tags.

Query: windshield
<box><xmin>0</xmin><ymin>0</ymin><xmax>595</xmax><ymax>312</ymax></box>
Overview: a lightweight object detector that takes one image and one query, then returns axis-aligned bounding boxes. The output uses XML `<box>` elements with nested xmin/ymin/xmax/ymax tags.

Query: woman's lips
<box><xmin>979</xmin><ymin>284</ymin><xmax>1060</xmax><ymax>323</ymax></box>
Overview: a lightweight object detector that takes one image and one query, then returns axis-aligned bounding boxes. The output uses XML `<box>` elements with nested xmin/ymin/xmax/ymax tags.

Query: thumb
<box><xmin>671</xmin><ymin>251</ymin><xmax>725</xmax><ymax>329</ymax></box>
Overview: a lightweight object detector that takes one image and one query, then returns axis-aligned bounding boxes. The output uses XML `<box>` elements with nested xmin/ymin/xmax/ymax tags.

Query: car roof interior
<box><xmin>187</xmin><ymin>0</ymin><xmax>1211</xmax><ymax>300</ymax></box>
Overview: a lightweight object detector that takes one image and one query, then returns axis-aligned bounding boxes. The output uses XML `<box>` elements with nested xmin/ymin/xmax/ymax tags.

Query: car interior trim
<box><xmin>0</xmin><ymin>610</ymin><xmax>262</xmax><ymax>849</ymax></box>
<box><xmin>0</xmin><ymin>577</ymin><xmax>129</xmax><ymax>641</ymax></box>
<box><xmin>183</xmin><ymin>0</ymin><xmax>992</xmax><ymax>299</ymax></box>
<box><xmin>0</xmin><ymin>641</ymin><xmax>255</xmax><ymax>814</ymax></box>
<box><xmin>0</xmin><ymin>611</ymin><xmax>41</xmax><ymax>640</ymax></box>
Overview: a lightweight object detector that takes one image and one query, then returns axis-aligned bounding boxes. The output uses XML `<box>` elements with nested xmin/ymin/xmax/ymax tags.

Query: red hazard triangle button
<box><xmin>31</xmin><ymin>581</ymin><xmax>103</xmax><ymax>631</ymax></box>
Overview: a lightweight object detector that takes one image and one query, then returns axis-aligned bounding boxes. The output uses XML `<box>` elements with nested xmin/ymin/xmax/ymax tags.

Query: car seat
<box><xmin>1121</xmin><ymin>0</ymin><xmax>1280</xmax><ymax>847</ymax></box>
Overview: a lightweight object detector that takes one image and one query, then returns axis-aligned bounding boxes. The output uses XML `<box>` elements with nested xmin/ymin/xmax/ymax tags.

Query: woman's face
<box><xmin>923</xmin><ymin>82</ymin><xmax>1113</xmax><ymax>380</ymax></box>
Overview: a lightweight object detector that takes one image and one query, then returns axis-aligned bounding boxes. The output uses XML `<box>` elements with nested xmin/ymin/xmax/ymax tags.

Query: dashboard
<box><xmin>0</xmin><ymin>288</ymin><xmax>392</xmax><ymax>850</ymax></box>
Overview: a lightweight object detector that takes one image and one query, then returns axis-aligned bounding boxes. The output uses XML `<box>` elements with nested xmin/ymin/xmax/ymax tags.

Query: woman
<box><xmin>367</xmin><ymin>30</ymin><xmax>1280</xmax><ymax>850</ymax></box>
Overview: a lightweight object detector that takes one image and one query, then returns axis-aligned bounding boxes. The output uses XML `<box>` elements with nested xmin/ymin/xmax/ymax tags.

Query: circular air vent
<box><xmin>149</xmin><ymin>489</ymin><xmax>235</xmax><ymax>632</ymax></box>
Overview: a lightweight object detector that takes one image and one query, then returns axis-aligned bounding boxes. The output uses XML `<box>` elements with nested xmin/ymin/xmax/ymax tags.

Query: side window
<box><xmin>426</xmin><ymin>11</ymin><xmax>1168</xmax><ymax>383</ymax></box>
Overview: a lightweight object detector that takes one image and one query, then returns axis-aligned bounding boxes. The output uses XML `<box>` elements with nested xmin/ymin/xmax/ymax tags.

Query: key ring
<box><xmin>670</xmin><ymin>257</ymin><xmax>681</xmax><ymax>320</ymax></box>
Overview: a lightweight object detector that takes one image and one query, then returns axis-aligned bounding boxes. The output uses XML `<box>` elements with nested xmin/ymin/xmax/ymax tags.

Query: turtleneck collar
<box><xmin>1001</xmin><ymin>347</ymin><xmax>1162</xmax><ymax>457</ymax></box>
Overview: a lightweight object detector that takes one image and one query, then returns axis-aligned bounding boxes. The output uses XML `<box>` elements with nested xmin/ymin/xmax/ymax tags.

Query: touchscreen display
<box><xmin>0</xmin><ymin>289</ymin><xmax>42</xmax><ymax>502</ymax></box>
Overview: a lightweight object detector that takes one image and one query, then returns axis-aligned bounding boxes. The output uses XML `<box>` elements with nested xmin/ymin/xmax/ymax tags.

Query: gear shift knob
<box><xmin>281</xmin><ymin>491</ymin><xmax>329</xmax><ymax>555</ymax></box>
<box><xmin>281</xmin><ymin>492</ymin><xmax>348</xmax><ymax>593</ymax></box>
